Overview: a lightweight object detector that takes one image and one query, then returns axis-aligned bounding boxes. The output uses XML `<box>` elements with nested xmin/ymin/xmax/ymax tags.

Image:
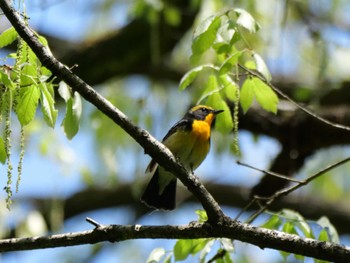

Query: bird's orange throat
<box><xmin>192</xmin><ymin>119</ymin><xmax>211</xmax><ymax>141</ymax></box>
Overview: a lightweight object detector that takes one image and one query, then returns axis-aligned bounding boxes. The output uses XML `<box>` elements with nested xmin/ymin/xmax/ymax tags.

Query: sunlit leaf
<box><xmin>39</xmin><ymin>83</ymin><xmax>58</xmax><ymax>128</ymax></box>
<box><xmin>191</xmin><ymin>15</ymin><xmax>222</xmax><ymax>63</ymax></box>
<box><xmin>241</xmin><ymin>77</ymin><xmax>278</xmax><ymax>114</ymax></box>
<box><xmin>174</xmin><ymin>239</ymin><xmax>209</xmax><ymax>261</ymax></box>
<box><xmin>219</xmin><ymin>51</ymin><xmax>242</xmax><ymax>75</ymax></box>
<box><xmin>179</xmin><ymin>64</ymin><xmax>217</xmax><ymax>90</ymax></box>
<box><xmin>281</xmin><ymin>209</ymin><xmax>313</xmax><ymax>238</ymax></box>
<box><xmin>282</xmin><ymin>222</ymin><xmax>298</xmax><ymax>235</ymax></box>
<box><xmin>317</xmin><ymin>216</ymin><xmax>339</xmax><ymax>243</ymax></box>
<box><xmin>174</xmin><ymin>239</ymin><xmax>194</xmax><ymax>261</ymax></box>
<box><xmin>211</xmin><ymin>95</ymin><xmax>233</xmax><ymax>133</ymax></box>
<box><xmin>197</xmin><ymin>74</ymin><xmax>221</xmax><ymax>103</ymax></box>
<box><xmin>16</xmin><ymin>85</ymin><xmax>40</xmax><ymax>126</ymax></box>
<box><xmin>0</xmin><ymin>70</ymin><xmax>15</xmax><ymax>89</ymax></box>
<box><xmin>146</xmin><ymin>247</ymin><xmax>165</xmax><ymax>263</ymax></box>
<box><xmin>195</xmin><ymin>210</ymin><xmax>208</xmax><ymax>223</ymax></box>
<box><xmin>234</xmin><ymin>8</ymin><xmax>260</xmax><ymax>33</ymax></box>
<box><xmin>219</xmin><ymin>74</ymin><xmax>238</xmax><ymax>102</ymax></box>
<box><xmin>62</xmin><ymin>92</ymin><xmax>82</xmax><ymax>140</ymax></box>
<box><xmin>260</xmin><ymin>215</ymin><xmax>282</xmax><ymax>230</ymax></box>
<box><xmin>0</xmin><ymin>27</ymin><xmax>18</xmax><ymax>48</ymax></box>
<box><xmin>58</xmin><ymin>81</ymin><xmax>72</xmax><ymax>102</ymax></box>
<box><xmin>318</xmin><ymin>229</ymin><xmax>329</xmax><ymax>242</ymax></box>
<box><xmin>240</xmin><ymin>78</ymin><xmax>256</xmax><ymax>113</ymax></box>
<box><xmin>253</xmin><ymin>52</ymin><xmax>272</xmax><ymax>82</ymax></box>
<box><xmin>220</xmin><ymin>238</ymin><xmax>234</xmax><ymax>252</ymax></box>
<box><xmin>199</xmin><ymin>239</ymin><xmax>215</xmax><ymax>263</ymax></box>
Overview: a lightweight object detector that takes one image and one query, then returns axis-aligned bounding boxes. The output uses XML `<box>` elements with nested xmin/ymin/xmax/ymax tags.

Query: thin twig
<box><xmin>86</xmin><ymin>217</ymin><xmax>104</xmax><ymax>228</ymax></box>
<box><xmin>247</xmin><ymin>157</ymin><xmax>350</xmax><ymax>223</ymax></box>
<box><xmin>236</xmin><ymin>161</ymin><xmax>303</xmax><ymax>183</ymax></box>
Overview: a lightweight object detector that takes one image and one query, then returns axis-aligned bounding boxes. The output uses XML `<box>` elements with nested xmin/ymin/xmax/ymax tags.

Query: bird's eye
<box><xmin>201</xmin><ymin>107</ymin><xmax>209</xmax><ymax>113</ymax></box>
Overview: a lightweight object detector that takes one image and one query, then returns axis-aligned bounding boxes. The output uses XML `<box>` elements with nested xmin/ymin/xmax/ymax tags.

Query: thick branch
<box><xmin>0</xmin><ymin>0</ymin><xmax>225</xmax><ymax>224</ymax></box>
<box><xmin>1</xmin><ymin>221</ymin><xmax>350</xmax><ymax>262</ymax></box>
<box><xmin>23</xmin><ymin>183</ymin><xmax>350</xmax><ymax>235</ymax></box>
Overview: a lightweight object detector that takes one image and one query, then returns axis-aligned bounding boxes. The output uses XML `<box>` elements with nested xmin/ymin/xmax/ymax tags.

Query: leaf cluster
<box><xmin>261</xmin><ymin>209</ymin><xmax>339</xmax><ymax>262</ymax></box>
<box><xmin>178</xmin><ymin>8</ymin><xmax>278</xmax><ymax>153</ymax></box>
<box><xmin>0</xmin><ymin>26</ymin><xmax>82</xmax><ymax>206</ymax></box>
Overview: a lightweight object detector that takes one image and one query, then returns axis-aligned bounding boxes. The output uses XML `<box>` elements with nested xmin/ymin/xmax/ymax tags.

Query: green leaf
<box><xmin>191</xmin><ymin>15</ymin><xmax>222</xmax><ymax>63</ymax></box>
<box><xmin>199</xmin><ymin>239</ymin><xmax>215</xmax><ymax>263</ymax></box>
<box><xmin>219</xmin><ymin>74</ymin><xmax>238</xmax><ymax>102</ymax></box>
<box><xmin>58</xmin><ymin>81</ymin><xmax>72</xmax><ymax>102</ymax></box>
<box><xmin>62</xmin><ymin>92</ymin><xmax>82</xmax><ymax>140</ymax></box>
<box><xmin>174</xmin><ymin>239</ymin><xmax>208</xmax><ymax>261</ymax></box>
<box><xmin>16</xmin><ymin>85</ymin><xmax>40</xmax><ymax>126</ymax></box>
<box><xmin>234</xmin><ymin>8</ymin><xmax>260</xmax><ymax>33</ymax></box>
<box><xmin>0</xmin><ymin>27</ymin><xmax>18</xmax><ymax>48</ymax></box>
<box><xmin>146</xmin><ymin>247</ymin><xmax>165</xmax><ymax>263</ymax></box>
<box><xmin>39</xmin><ymin>83</ymin><xmax>58</xmax><ymax>128</ymax></box>
<box><xmin>223</xmin><ymin>251</ymin><xmax>234</xmax><ymax>263</ymax></box>
<box><xmin>0</xmin><ymin>137</ymin><xmax>7</xmax><ymax>164</ymax></box>
<box><xmin>253</xmin><ymin>52</ymin><xmax>272</xmax><ymax>82</ymax></box>
<box><xmin>220</xmin><ymin>238</ymin><xmax>234</xmax><ymax>252</ymax></box>
<box><xmin>280</xmin><ymin>209</ymin><xmax>313</xmax><ymax>238</ymax></box>
<box><xmin>174</xmin><ymin>239</ymin><xmax>194</xmax><ymax>261</ymax></box>
<box><xmin>317</xmin><ymin>216</ymin><xmax>339</xmax><ymax>243</ymax></box>
<box><xmin>208</xmin><ymin>94</ymin><xmax>233</xmax><ymax>133</ymax></box>
<box><xmin>260</xmin><ymin>215</ymin><xmax>282</xmax><ymax>230</ymax></box>
<box><xmin>240</xmin><ymin>77</ymin><xmax>278</xmax><ymax>114</ymax></box>
<box><xmin>318</xmin><ymin>229</ymin><xmax>329</xmax><ymax>242</ymax></box>
<box><xmin>240</xmin><ymin>78</ymin><xmax>256</xmax><ymax>113</ymax></box>
<box><xmin>195</xmin><ymin>210</ymin><xmax>208</xmax><ymax>223</ymax></box>
<box><xmin>219</xmin><ymin>51</ymin><xmax>242</xmax><ymax>75</ymax></box>
<box><xmin>282</xmin><ymin>222</ymin><xmax>298</xmax><ymax>235</ymax></box>
<box><xmin>0</xmin><ymin>70</ymin><xmax>15</xmax><ymax>89</ymax></box>
<box><xmin>216</xmin><ymin>18</ymin><xmax>236</xmax><ymax>44</ymax></box>
<box><xmin>179</xmin><ymin>64</ymin><xmax>217</xmax><ymax>91</ymax></box>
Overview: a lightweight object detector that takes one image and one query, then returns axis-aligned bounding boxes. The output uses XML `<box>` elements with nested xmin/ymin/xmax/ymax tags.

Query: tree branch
<box><xmin>247</xmin><ymin>157</ymin><xmax>350</xmax><ymax>223</ymax></box>
<box><xmin>1</xmin><ymin>221</ymin><xmax>350</xmax><ymax>262</ymax></box>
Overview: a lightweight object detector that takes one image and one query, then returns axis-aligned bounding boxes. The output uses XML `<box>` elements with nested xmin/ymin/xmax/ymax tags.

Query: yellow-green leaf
<box><xmin>39</xmin><ymin>83</ymin><xmax>58</xmax><ymax>128</ymax></box>
<box><xmin>62</xmin><ymin>92</ymin><xmax>82</xmax><ymax>140</ymax></box>
<box><xmin>179</xmin><ymin>64</ymin><xmax>217</xmax><ymax>91</ymax></box>
<box><xmin>191</xmin><ymin>15</ymin><xmax>222</xmax><ymax>63</ymax></box>
<box><xmin>16</xmin><ymin>85</ymin><xmax>40</xmax><ymax>126</ymax></box>
<box><xmin>0</xmin><ymin>27</ymin><xmax>18</xmax><ymax>48</ymax></box>
<box><xmin>240</xmin><ymin>77</ymin><xmax>278</xmax><ymax>114</ymax></box>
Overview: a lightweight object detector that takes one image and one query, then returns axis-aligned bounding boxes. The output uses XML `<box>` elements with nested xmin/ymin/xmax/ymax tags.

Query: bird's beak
<box><xmin>213</xmin><ymin>109</ymin><xmax>224</xmax><ymax>115</ymax></box>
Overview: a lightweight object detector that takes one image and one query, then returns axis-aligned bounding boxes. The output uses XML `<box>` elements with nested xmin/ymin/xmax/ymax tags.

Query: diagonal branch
<box><xmin>247</xmin><ymin>157</ymin><xmax>350</xmax><ymax>223</ymax></box>
<box><xmin>0</xmin><ymin>0</ymin><xmax>225</xmax><ymax>224</ymax></box>
<box><xmin>1</xmin><ymin>221</ymin><xmax>350</xmax><ymax>262</ymax></box>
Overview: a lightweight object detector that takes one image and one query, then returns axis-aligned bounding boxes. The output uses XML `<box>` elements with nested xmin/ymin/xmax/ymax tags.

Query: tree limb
<box><xmin>1</xmin><ymin>221</ymin><xmax>350</xmax><ymax>262</ymax></box>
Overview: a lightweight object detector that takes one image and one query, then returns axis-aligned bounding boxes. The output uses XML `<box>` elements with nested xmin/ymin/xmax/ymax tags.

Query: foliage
<box><xmin>0</xmin><ymin>25</ymin><xmax>82</xmax><ymax>207</ymax></box>
<box><xmin>261</xmin><ymin>209</ymin><xmax>339</xmax><ymax>262</ymax></box>
<box><xmin>179</xmin><ymin>8</ymin><xmax>278</xmax><ymax>153</ymax></box>
<box><xmin>147</xmin><ymin>210</ymin><xmax>235</xmax><ymax>263</ymax></box>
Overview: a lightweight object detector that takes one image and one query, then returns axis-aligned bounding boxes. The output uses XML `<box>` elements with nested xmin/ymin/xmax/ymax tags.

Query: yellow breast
<box><xmin>191</xmin><ymin>120</ymin><xmax>211</xmax><ymax>141</ymax></box>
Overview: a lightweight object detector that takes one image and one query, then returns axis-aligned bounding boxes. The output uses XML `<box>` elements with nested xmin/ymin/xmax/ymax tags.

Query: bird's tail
<box><xmin>140</xmin><ymin>169</ymin><xmax>177</xmax><ymax>210</ymax></box>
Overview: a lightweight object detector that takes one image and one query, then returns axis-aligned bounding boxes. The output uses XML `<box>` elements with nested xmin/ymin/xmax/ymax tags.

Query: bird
<box><xmin>140</xmin><ymin>105</ymin><xmax>224</xmax><ymax>210</ymax></box>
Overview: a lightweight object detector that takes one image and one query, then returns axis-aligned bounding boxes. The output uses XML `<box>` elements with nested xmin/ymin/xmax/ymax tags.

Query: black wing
<box><xmin>162</xmin><ymin>118</ymin><xmax>191</xmax><ymax>142</ymax></box>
